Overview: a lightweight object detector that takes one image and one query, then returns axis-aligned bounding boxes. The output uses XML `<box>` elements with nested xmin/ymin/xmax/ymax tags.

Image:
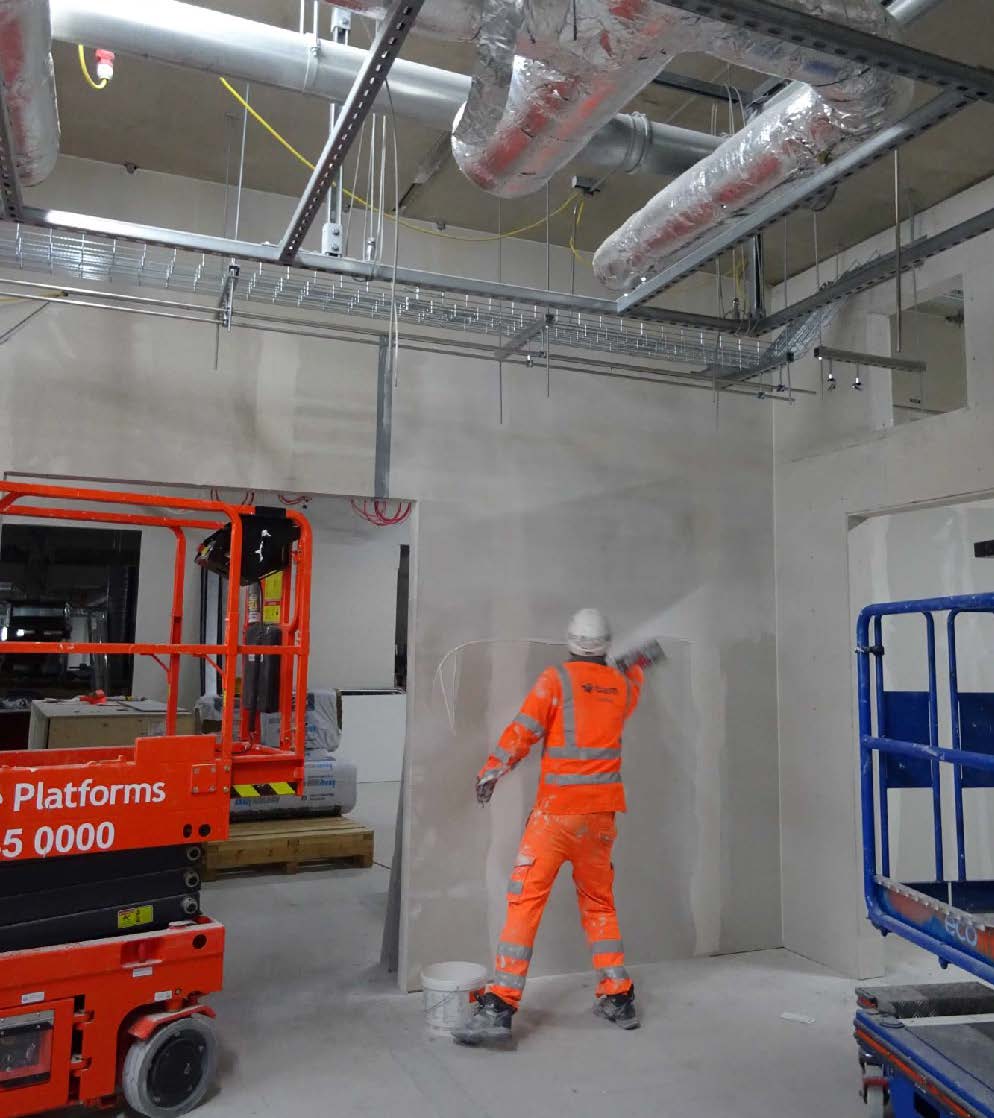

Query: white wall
<box><xmin>889</xmin><ymin>309</ymin><xmax>967</xmax><ymax>421</ymax></box>
<box><xmin>771</xmin><ymin>172</ymin><xmax>994</xmax><ymax>979</ymax></box>
<box><xmin>849</xmin><ymin>499</ymin><xmax>994</xmax><ymax>884</ymax></box>
<box><xmin>5</xmin><ymin>155</ymin><xmax>783</xmax><ymax>992</ymax></box>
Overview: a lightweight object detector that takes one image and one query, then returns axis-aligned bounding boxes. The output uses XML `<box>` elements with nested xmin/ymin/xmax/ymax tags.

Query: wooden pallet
<box><xmin>203</xmin><ymin>816</ymin><xmax>374</xmax><ymax>880</ymax></box>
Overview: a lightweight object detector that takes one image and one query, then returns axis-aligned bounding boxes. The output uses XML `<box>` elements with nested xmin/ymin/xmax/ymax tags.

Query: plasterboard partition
<box><xmin>6</xmin><ymin>156</ymin><xmax>782</xmax><ymax>993</ymax></box>
<box><xmin>770</xmin><ymin>171</ymin><xmax>994</xmax><ymax>979</ymax></box>
<box><xmin>393</xmin><ymin>351</ymin><xmax>780</xmax><ymax>991</ymax></box>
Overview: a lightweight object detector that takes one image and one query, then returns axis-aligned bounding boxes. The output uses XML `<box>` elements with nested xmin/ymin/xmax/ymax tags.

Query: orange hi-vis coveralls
<box><xmin>478</xmin><ymin>657</ymin><xmax>644</xmax><ymax>1008</ymax></box>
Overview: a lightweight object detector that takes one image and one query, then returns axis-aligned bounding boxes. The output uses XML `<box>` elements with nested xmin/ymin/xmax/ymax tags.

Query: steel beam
<box><xmin>617</xmin><ymin>88</ymin><xmax>969</xmax><ymax>312</ymax></box>
<box><xmin>814</xmin><ymin>345</ymin><xmax>926</xmax><ymax>374</ymax></box>
<box><xmin>652</xmin><ymin>70</ymin><xmax>755</xmax><ymax>104</ymax></box>
<box><xmin>278</xmin><ymin>0</ymin><xmax>425</xmax><ymax>262</ymax></box>
<box><xmin>762</xmin><ymin>204</ymin><xmax>994</xmax><ymax>332</ymax></box>
<box><xmin>0</xmin><ymin>79</ymin><xmax>23</xmax><ymax>221</ymax></box>
<box><xmin>651</xmin><ymin>0</ymin><xmax>994</xmax><ymax>100</ymax></box>
<box><xmin>494</xmin><ymin>314</ymin><xmax>555</xmax><ymax>361</ymax></box>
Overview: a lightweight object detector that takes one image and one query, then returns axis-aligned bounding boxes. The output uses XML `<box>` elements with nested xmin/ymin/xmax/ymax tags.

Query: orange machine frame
<box><xmin>0</xmin><ymin>481</ymin><xmax>312</xmax><ymax>1117</ymax></box>
<box><xmin>0</xmin><ymin>480</ymin><xmax>312</xmax><ymax>861</ymax></box>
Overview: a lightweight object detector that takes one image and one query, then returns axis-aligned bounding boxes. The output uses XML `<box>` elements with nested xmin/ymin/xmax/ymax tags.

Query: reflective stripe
<box><xmin>598</xmin><ymin>966</ymin><xmax>630</xmax><ymax>981</ymax></box>
<box><xmin>554</xmin><ymin>666</ymin><xmax>577</xmax><ymax>755</ymax></box>
<box><xmin>497</xmin><ymin>941</ymin><xmax>533</xmax><ymax>961</ymax></box>
<box><xmin>480</xmin><ymin>766</ymin><xmax>503</xmax><ymax>779</ymax></box>
<box><xmin>590</xmin><ymin>939</ymin><xmax>624</xmax><ymax>956</ymax></box>
<box><xmin>545</xmin><ymin>745</ymin><xmax>619</xmax><ymax>760</ymax></box>
<box><xmin>514</xmin><ymin>712</ymin><xmax>544</xmax><ymax>736</ymax></box>
<box><xmin>545</xmin><ymin>771</ymin><xmax>622</xmax><ymax>786</ymax></box>
<box><xmin>493</xmin><ymin>970</ymin><xmax>527</xmax><ymax>990</ymax></box>
<box><xmin>507</xmin><ymin>879</ymin><xmax>524</xmax><ymax>895</ymax></box>
<box><xmin>492</xmin><ymin>746</ymin><xmax>513</xmax><ymax>764</ymax></box>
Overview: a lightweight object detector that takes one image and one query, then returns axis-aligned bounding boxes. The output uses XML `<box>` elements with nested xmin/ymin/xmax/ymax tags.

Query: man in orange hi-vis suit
<box><xmin>452</xmin><ymin>609</ymin><xmax>664</xmax><ymax>1047</ymax></box>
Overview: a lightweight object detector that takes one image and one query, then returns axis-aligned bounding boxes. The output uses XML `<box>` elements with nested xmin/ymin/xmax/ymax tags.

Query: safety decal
<box><xmin>117</xmin><ymin>904</ymin><xmax>154</xmax><ymax>931</ymax></box>
<box><xmin>231</xmin><ymin>782</ymin><xmax>299</xmax><ymax>798</ymax></box>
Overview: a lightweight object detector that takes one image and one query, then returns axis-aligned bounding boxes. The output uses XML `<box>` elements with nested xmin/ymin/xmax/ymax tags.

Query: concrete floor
<box><xmin>197</xmin><ymin>789</ymin><xmax>940</xmax><ymax>1118</ymax></box>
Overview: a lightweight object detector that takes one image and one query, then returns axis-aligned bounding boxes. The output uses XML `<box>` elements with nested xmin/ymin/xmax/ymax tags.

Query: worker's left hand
<box><xmin>476</xmin><ymin>774</ymin><xmax>498</xmax><ymax>805</ymax></box>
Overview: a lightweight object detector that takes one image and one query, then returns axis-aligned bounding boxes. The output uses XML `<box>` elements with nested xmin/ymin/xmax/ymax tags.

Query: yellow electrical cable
<box><xmin>218</xmin><ymin>77</ymin><xmax>579</xmax><ymax>244</ymax></box>
<box><xmin>78</xmin><ymin>45</ymin><xmax>108</xmax><ymax>91</ymax></box>
<box><xmin>568</xmin><ymin>197</ymin><xmax>589</xmax><ymax>267</ymax></box>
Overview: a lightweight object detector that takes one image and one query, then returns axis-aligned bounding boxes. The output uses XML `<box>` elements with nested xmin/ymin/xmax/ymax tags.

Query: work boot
<box><xmin>594</xmin><ymin>987</ymin><xmax>639</xmax><ymax>1030</ymax></box>
<box><xmin>451</xmin><ymin>992</ymin><xmax>515</xmax><ymax>1046</ymax></box>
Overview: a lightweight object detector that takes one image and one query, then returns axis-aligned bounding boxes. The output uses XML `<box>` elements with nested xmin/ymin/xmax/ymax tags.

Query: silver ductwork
<box><xmin>452</xmin><ymin>1</ymin><xmax>690</xmax><ymax>198</ymax></box>
<box><xmin>592</xmin><ymin>0</ymin><xmax>914</xmax><ymax>291</ymax></box>
<box><xmin>48</xmin><ymin>0</ymin><xmax>721</xmax><ymax>180</ymax></box>
<box><xmin>450</xmin><ymin>0</ymin><xmax>912</xmax><ymax>203</ymax></box>
<box><xmin>0</xmin><ymin>0</ymin><xmax>60</xmax><ymax>185</ymax></box>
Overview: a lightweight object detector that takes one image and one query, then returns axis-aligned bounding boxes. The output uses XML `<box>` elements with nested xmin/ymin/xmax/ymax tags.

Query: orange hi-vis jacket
<box><xmin>479</xmin><ymin>658</ymin><xmax>644</xmax><ymax>814</ymax></box>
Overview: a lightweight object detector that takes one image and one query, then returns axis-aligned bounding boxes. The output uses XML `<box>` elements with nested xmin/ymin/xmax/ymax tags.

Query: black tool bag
<box><xmin>195</xmin><ymin>507</ymin><xmax>300</xmax><ymax>586</ymax></box>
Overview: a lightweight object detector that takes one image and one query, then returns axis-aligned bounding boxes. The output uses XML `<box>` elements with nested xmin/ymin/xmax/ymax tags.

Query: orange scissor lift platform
<box><xmin>0</xmin><ymin>482</ymin><xmax>311</xmax><ymax>1118</ymax></box>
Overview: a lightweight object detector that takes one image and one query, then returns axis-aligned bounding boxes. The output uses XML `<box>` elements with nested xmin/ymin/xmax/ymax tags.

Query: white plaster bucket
<box><xmin>421</xmin><ymin>962</ymin><xmax>488</xmax><ymax>1035</ymax></box>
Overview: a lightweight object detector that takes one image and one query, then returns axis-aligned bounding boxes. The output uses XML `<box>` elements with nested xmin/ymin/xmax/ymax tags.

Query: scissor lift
<box><xmin>854</xmin><ymin>594</ymin><xmax>994</xmax><ymax>1118</ymax></box>
<box><xmin>0</xmin><ymin>482</ymin><xmax>311</xmax><ymax>1118</ymax></box>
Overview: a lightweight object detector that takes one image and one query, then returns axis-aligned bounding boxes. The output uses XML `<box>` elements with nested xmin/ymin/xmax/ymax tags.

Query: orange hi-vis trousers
<box><xmin>488</xmin><ymin>810</ymin><xmax>632</xmax><ymax>1008</ymax></box>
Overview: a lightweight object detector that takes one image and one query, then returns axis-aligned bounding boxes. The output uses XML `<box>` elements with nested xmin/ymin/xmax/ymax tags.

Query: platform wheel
<box><xmin>121</xmin><ymin>1014</ymin><xmax>218</xmax><ymax>1118</ymax></box>
<box><xmin>863</xmin><ymin>1084</ymin><xmax>890</xmax><ymax>1118</ymax></box>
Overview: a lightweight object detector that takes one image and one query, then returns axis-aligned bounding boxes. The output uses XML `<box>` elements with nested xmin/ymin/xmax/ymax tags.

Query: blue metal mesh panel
<box><xmin>881</xmin><ymin>691</ymin><xmax>933</xmax><ymax>788</ymax></box>
<box><xmin>958</xmin><ymin>693</ymin><xmax>994</xmax><ymax>789</ymax></box>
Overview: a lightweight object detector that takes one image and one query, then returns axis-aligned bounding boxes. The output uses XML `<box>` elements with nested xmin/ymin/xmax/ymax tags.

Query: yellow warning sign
<box><xmin>117</xmin><ymin>904</ymin><xmax>154</xmax><ymax>931</ymax></box>
<box><xmin>262</xmin><ymin>571</ymin><xmax>283</xmax><ymax>624</ymax></box>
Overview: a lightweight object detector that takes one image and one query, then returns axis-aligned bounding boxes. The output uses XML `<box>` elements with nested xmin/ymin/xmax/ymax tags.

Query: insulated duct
<box><xmin>451</xmin><ymin>0</ymin><xmax>912</xmax><ymax>202</ymax></box>
<box><xmin>592</xmin><ymin>0</ymin><xmax>913</xmax><ymax>290</ymax></box>
<box><xmin>48</xmin><ymin>0</ymin><xmax>721</xmax><ymax>179</ymax></box>
<box><xmin>0</xmin><ymin>0</ymin><xmax>60</xmax><ymax>185</ymax></box>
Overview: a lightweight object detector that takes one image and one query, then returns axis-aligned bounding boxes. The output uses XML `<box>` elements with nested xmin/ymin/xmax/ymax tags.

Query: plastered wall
<box><xmin>7</xmin><ymin>156</ymin><xmax>782</xmax><ymax>991</ymax></box>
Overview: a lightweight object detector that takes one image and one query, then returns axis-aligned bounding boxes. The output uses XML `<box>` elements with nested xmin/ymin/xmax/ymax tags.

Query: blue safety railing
<box><xmin>857</xmin><ymin>593</ymin><xmax>994</xmax><ymax>985</ymax></box>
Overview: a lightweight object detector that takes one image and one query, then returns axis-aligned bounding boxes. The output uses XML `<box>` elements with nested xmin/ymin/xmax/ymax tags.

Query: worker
<box><xmin>452</xmin><ymin>609</ymin><xmax>664</xmax><ymax>1046</ymax></box>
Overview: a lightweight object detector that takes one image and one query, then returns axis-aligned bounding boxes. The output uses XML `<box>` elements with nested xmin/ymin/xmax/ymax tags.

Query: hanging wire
<box><xmin>218</xmin><ymin>78</ymin><xmax>579</xmax><ymax>245</ymax></box>
<box><xmin>77</xmin><ymin>44</ymin><xmax>108</xmax><ymax>91</ymax></box>
<box><xmin>351</xmin><ymin>498</ymin><xmax>412</xmax><ymax>526</ymax></box>
<box><xmin>344</xmin><ymin>117</ymin><xmax>368</xmax><ymax>257</ymax></box>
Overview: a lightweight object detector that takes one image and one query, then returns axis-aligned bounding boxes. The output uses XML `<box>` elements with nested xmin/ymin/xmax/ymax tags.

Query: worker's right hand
<box><xmin>476</xmin><ymin>774</ymin><xmax>499</xmax><ymax>805</ymax></box>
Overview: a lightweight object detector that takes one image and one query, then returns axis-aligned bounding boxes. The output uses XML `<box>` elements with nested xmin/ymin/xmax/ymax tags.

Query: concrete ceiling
<box><xmin>50</xmin><ymin>0</ymin><xmax>994</xmax><ymax>290</ymax></box>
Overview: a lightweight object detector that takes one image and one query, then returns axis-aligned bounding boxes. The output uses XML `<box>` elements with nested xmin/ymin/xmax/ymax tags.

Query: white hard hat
<box><xmin>566</xmin><ymin>608</ymin><xmax>611</xmax><ymax>657</ymax></box>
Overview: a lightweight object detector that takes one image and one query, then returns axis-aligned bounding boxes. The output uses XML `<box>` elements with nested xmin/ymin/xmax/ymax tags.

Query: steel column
<box><xmin>374</xmin><ymin>335</ymin><xmax>392</xmax><ymax>500</ymax></box>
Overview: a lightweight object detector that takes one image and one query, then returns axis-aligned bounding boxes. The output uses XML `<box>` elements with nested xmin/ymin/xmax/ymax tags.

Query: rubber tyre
<box><xmin>121</xmin><ymin>1015</ymin><xmax>218</xmax><ymax>1118</ymax></box>
<box><xmin>864</xmin><ymin>1086</ymin><xmax>889</xmax><ymax>1118</ymax></box>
